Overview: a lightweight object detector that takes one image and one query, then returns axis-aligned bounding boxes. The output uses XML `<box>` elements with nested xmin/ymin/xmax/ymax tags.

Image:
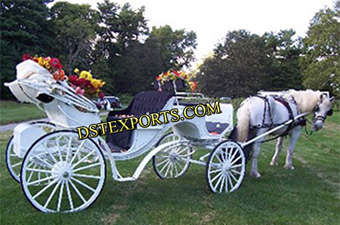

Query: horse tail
<box><xmin>237</xmin><ymin>100</ymin><xmax>250</xmax><ymax>142</ymax></box>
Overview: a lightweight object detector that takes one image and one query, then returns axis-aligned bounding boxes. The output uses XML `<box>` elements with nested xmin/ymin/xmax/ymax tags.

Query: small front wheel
<box><xmin>21</xmin><ymin>130</ymin><xmax>106</xmax><ymax>213</ymax></box>
<box><xmin>6</xmin><ymin>121</ymin><xmax>56</xmax><ymax>183</ymax></box>
<box><xmin>153</xmin><ymin>133</ymin><xmax>193</xmax><ymax>179</ymax></box>
<box><xmin>206</xmin><ymin>141</ymin><xmax>245</xmax><ymax>193</ymax></box>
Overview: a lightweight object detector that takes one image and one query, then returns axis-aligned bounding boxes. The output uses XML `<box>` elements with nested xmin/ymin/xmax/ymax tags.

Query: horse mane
<box><xmin>287</xmin><ymin>89</ymin><xmax>321</xmax><ymax>113</ymax></box>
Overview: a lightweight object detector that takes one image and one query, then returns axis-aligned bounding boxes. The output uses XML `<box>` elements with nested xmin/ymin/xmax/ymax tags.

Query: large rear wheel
<box><xmin>20</xmin><ymin>130</ymin><xmax>106</xmax><ymax>213</ymax></box>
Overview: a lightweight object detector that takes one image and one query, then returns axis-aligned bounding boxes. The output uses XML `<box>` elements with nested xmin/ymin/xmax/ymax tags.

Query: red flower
<box><xmin>50</xmin><ymin>58</ymin><xmax>62</xmax><ymax>69</ymax></box>
<box><xmin>22</xmin><ymin>54</ymin><xmax>32</xmax><ymax>61</ymax></box>
<box><xmin>173</xmin><ymin>71</ymin><xmax>180</xmax><ymax>77</ymax></box>
<box><xmin>99</xmin><ymin>92</ymin><xmax>104</xmax><ymax>100</ymax></box>
<box><xmin>191</xmin><ymin>82</ymin><xmax>197</xmax><ymax>92</ymax></box>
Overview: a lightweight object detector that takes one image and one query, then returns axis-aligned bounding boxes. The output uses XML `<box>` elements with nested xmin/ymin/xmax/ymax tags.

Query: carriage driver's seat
<box><xmin>106</xmin><ymin>91</ymin><xmax>174</xmax><ymax>152</ymax></box>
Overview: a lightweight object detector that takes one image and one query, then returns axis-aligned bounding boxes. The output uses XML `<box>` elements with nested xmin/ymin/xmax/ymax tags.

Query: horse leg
<box><xmin>284</xmin><ymin>128</ymin><xmax>302</xmax><ymax>170</ymax></box>
<box><xmin>250</xmin><ymin>141</ymin><xmax>262</xmax><ymax>178</ymax></box>
<box><xmin>250</xmin><ymin>133</ymin><xmax>266</xmax><ymax>178</ymax></box>
<box><xmin>270</xmin><ymin>136</ymin><xmax>284</xmax><ymax>166</ymax></box>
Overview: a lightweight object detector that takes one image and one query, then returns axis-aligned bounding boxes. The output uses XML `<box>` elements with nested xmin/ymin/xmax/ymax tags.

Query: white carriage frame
<box><xmin>5</xmin><ymin>61</ymin><xmax>235</xmax><ymax>185</ymax></box>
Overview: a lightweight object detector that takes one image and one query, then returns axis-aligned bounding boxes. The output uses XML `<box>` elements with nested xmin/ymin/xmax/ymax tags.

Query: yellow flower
<box><xmin>38</xmin><ymin>57</ymin><xmax>44</xmax><ymax>67</ymax></box>
<box><xmin>43</xmin><ymin>57</ymin><xmax>51</xmax><ymax>69</ymax></box>
<box><xmin>86</xmin><ymin>73</ymin><xmax>93</xmax><ymax>81</ymax></box>
<box><xmin>91</xmin><ymin>79</ymin><xmax>101</xmax><ymax>88</ymax></box>
<box><xmin>74</xmin><ymin>68</ymin><xmax>79</xmax><ymax>74</ymax></box>
<box><xmin>80</xmin><ymin>70</ymin><xmax>88</xmax><ymax>79</ymax></box>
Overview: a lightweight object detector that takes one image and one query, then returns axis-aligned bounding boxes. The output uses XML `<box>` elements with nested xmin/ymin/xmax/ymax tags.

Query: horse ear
<box><xmin>320</xmin><ymin>94</ymin><xmax>324</xmax><ymax>102</ymax></box>
<box><xmin>330</xmin><ymin>96</ymin><xmax>334</xmax><ymax>102</ymax></box>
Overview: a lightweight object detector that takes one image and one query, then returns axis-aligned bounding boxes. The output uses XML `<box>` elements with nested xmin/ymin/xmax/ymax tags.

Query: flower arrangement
<box><xmin>22</xmin><ymin>54</ymin><xmax>106</xmax><ymax>100</ymax></box>
<box><xmin>155</xmin><ymin>70</ymin><xmax>197</xmax><ymax>92</ymax></box>
<box><xmin>68</xmin><ymin>69</ymin><xmax>105</xmax><ymax>100</ymax></box>
<box><xmin>22</xmin><ymin>54</ymin><xmax>65</xmax><ymax>81</ymax></box>
<box><xmin>156</xmin><ymin>70</ymin><xmax>189</xmax><ymax>84</ymax></box>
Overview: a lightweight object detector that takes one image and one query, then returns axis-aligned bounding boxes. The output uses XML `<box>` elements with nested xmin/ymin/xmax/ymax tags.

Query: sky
<box><xmin>52</xmin><ymin>0</ymin><xmax>335</xmax><ymax>66</ymax></box>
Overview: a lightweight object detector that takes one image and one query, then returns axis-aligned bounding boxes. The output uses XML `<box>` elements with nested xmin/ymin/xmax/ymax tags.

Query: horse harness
<box><xmin>250</xmin><ymin>95</ymin><xmax>306</xmax><ymax>137</ymax></box>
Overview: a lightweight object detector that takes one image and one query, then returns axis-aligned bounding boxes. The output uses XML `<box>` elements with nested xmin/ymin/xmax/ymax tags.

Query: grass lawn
<box><xmin>0</xmin><ymin>112</ymin><xmax>339</xmax><ymax>224</ymax></box>
<box><xmin>0</xmin><ymin>101</ymin><xmax>46</xmax><ymax>125</ymax></box>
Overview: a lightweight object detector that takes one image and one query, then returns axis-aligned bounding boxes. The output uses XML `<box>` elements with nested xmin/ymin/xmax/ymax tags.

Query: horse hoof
<box><xmin>270</xmin><ymin>161</ymin><xmax>278</xmax><ymax>166</ymax></box>
<box><xmin>284</xmin><ymin>165</ymin><xmax>295</xmax><ymax>170</ymax></box>
<box><xmin>250</xmin><ymin>171</ymin><xmax>261</xmax><ymax>178</ymax></box>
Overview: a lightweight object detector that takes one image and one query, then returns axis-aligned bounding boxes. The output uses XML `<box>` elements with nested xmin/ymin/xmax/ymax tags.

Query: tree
<box><xmin>0</xmin><ymin>0</ymin><xmax>55</xmax><ymax>99</ymax></box>
<box><xmin>51</xmin><ymin>2</ymin><xmax>99</xmax><ymax>74</ymax></box>
<box><xmin>263</xmin><ymin>29</ymin><xmax>303</xmax><ymax>90</ymax></box>
<box><xmin>300</xmin><ymin>0</ymin><xmax>340</xmax><ymax>96</ymax></box>
<box><xmin>92</xmin><ymin>0</ymin><xmax>149</xmax><ymax>94</ymax></box>
<box><xmin>196</xmin><ymin>30</ymin><xmax>271</xmax><ymax>97</ymax></box>
<box><xmin>150</xmin><ymin>25</ymin><xmax>197</xmax><ymax>71</ymax></box>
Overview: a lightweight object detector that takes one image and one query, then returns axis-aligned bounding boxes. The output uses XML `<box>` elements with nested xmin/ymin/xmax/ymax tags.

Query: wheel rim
<box><xmin>153</xmin><ymin>134</ymin><xmax>192</xmax><ymax>179</ymax></box>
<box><xmin>6</xmin><ymin>122</ymin><xmax>56</xmax><ymax>183</ymax></box>
<box><xmin>6</xmin><ymin>136</ymin><xmax>21</xmax><ymax>182</ymax></box>
<box><xmin>21</xmin><ymin>131</ymin><xmax>105</xmax><ymax>213</ymax></box>
<box><xmin>207</xmin><ymin>141</ymin><xmax>245</xmax><ymax>193</ymax></box>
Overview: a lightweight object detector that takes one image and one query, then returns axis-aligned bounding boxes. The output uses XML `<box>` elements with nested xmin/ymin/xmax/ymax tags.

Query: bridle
<box><xmin>312</xmin><ymin>104</ymin><xmax>333</xmax><ymax>123</ymax></box>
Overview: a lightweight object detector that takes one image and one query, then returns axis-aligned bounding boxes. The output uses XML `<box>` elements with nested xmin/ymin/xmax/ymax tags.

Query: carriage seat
<box><xmin>106</xmin><ymin>91</ymin><xmax>174</xmax><ymax>151</ymax></box>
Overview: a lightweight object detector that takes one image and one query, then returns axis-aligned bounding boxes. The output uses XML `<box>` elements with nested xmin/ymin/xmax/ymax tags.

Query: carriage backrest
<box><xmin>129</xmin><ymin>91</ymin><xmax>175</xmax><ymax>116</ymax></box>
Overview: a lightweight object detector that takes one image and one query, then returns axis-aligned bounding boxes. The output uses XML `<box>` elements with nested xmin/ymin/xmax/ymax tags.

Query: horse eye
<box><xmin>327</xmin><ymin>109</ymin><xmax>333</xmax><ymax>116</ymax></box>
<box><xmin>314</xmin><ymin>105</ymin><xmax>320</xmax><ymax>112</ymax></box>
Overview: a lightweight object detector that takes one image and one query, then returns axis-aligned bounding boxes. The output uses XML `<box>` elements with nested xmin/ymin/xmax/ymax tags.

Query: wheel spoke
<box><xmin>33</xmin><ymin>179</ymin><xmax>58</xmax><ymax>199</ymax></box>
<box><xmin>228</xmin><ymin>173</ymin><xmax>235</xmax><ymax>190</ymax></box>
<box><xmin>225</xmin><ymin>175</ymin><xmax>229</xmax><ymax>193</ymax></box>
<box><xmin>11</xmin><ymin>162</ymin><xmax>22</xmax><ymax>168</ymax></box>
<box><xmin>231</xmin><ymin>155</ymin><xmax>242</xmax><ymax>166</ymax></box>
<box><xmin>209</xmin><ymin>168</ymin><xmax>222</xmax><ymax>174</ymax></box>
<box><xmin>69</xmin><ymin>179</ymin><xmax>86</xmax><ymax>203</ymax></box>
<box><xmin>71</xmin><ymin>150</ymin><xmax>96</xmax><ymax>169</ymax></box>
<box><xmin>175</xmin><ymin>160</ymin><xmax>184</xmax><ymax>171</ymax></box>
<box><xmin>210</xmin><ymin>171</ymin><xmax>222</xmax><ymax>183</ymax></box>
<box><xmin>44</xmin><ymin>181</ymin><xmax>61</xmax><ymax>208</ymax></box>
<box><xmin>219</xmin><ymin>175</ymin><xmax>225</xmax><ymax>192</ymax></box>
<box><xmin>33</xmin><ymin>155</ymin><xmax>53</xmax><ymax>168</ymax></box>
<box><xmin>57</xmin><ymin>181</ymin><xmax>65</xmax><ymax>212</ymax></box>
<box><xmin>27</xmin><ymin>176</ymin><xmax>57</xmax><ymax>186</ymax></box>
<box><xmin>229</xmin><ymin>171</ymin><xmax>239</xmax><ymax>183</ymax></box>
<box><xmin>176</xmin><ymin>146</ymin><xmax>189</xmax><ymax>155</ymax></box>
<box><xmin>213</xmin><ymin>173</ymin><xmax>224</xmax><ymax>191</ymax></box>
<box><xmin>26</xmin><ymin>168</ymin><xmax>52</xmax><ymax>173</ymax></box>
<box><xmin>69</xmin><ymin>141</ymin><xmax>85</xmax><ymax>164</ymax></box>
<box><xmin>231</xmin><ymin>169</ymin><xmax>242</xmax><ymax>175</ymax></box>
<box><xmin>215</xmin><ymin>154</ymin><xmax>223</xmax><ymax>164</ymax></box>
<box><xmin>173</xmin><ymin>161</ymin><xmax>179</xmax><ymax>177</ymax></box>
<box><xmin>73</xmin><ymin>162</ymin><xmax>101</xmax><ymax>173</ymax></box>
<box><xmin>66</xmin><ymin>137</ymin><xmax>73</xmax><ymax>163</ymax></box>
<box><xmin>42</xmin><ymin>144</ymin><xmax>58</xmax><ymax>164</ymax></box>
<box><xmin>231</xmin><ymin>164</ymin><xmax>242</xmax><ymax>169</ymax></box>
<box><xmin>73</xmin><ymin>173</ymin><xmax>101</xmax><ymax>179</ymax></box>
<box><xmin>156</xmin><ymin>158</ymin><xmax>169</xmax><ymax>167</ymax></box>
<box><xmin>65</xmin><ymin>180</ymin><xmax>74</xmax><ymax>210</ymax></box>
<box><xmin>27</xmin><ymin>164</ymin><xmax>37</xmax><ymax>183</ymax></box>
<box><xmin>164</xmin><ymin>162</ymin><xmax>172</xmax><ymax>177</ymax></box>
<box><xmin>229</xmin><ymin>147</ymin><xmax>238</xmax><ymax>161</ymax></box>
<box><xmin>159</xmin><ymin>160</ymin><xmax>170</xmax><ymax>173</ymax></box>
<box><xmin>71</xmin><ymin>177</ymin><xmax>95</xmax><ymax>192</ymax></box>
<box><xmin>56</xmin><ymin>136</ymin><xmax>63</xmax><ymax>162</ymax></box>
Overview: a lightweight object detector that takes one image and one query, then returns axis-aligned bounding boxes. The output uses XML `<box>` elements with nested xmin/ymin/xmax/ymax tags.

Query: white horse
<box><xmin>233</xmin><ymin>90</ymin><xmax>334</xmax><ymax>178</ymax></box>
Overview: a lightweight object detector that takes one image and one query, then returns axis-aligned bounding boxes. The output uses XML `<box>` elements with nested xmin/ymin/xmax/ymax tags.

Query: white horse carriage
<box><xmin>5</xmin><ymin>60</ymin><xmax>334</xmax><ymax>213</ymax></box>
<box><xmin>5</xmin><ymin>60</ymin><xmax>243</xmax><ymax>213</ymax></box>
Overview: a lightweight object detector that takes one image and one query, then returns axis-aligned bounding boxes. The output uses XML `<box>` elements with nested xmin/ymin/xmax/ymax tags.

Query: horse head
<box><xmin>312</xmin><ymin>94</ymin><xmax>334</xmax><ymax>131</ymax></box>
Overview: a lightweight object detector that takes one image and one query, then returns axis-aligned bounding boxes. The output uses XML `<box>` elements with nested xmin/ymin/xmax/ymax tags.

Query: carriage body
<box><xmin>5</xmin><ymin>60</ymin><xmax>244</xmax><ymax>213</ymax></box>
